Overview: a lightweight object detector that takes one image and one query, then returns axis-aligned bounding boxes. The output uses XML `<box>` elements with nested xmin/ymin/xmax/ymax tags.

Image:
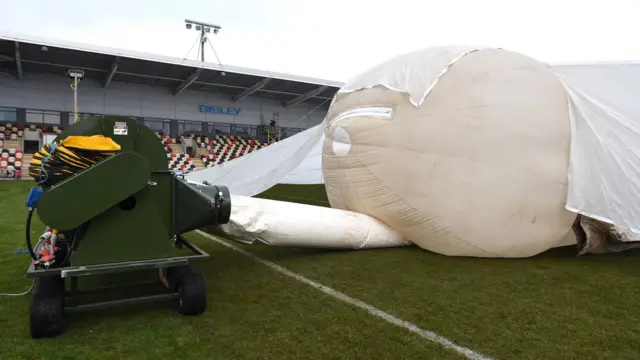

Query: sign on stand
<box><xmin>0</xmin><ymin>169</ymin><xmax>18</xmax><ymax>180</ymax></box>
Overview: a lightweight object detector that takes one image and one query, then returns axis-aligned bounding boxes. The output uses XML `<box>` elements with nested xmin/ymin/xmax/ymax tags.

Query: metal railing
<box><xmin>2</xmin><ymin>105</ymin><xmax>312</xmax><ymax>144</ymax></box>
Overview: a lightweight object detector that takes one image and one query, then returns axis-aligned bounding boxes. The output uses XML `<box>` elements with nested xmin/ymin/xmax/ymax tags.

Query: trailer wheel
<box><xmin>30</xmin><ymin>276</ymin><xmax>65</xmax><ymax>339</ymax></box>
<box><xmin>172</xmin><ymin>267</ymin><xmax>207</xmax><ymax>316</ymax></box>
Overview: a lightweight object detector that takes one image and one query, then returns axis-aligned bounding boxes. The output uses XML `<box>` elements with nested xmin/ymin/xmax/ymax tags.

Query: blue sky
<box><xmin>1</xmin><ymin>0</ymin><xmax>637</xmax><ymax>81</ymax></box>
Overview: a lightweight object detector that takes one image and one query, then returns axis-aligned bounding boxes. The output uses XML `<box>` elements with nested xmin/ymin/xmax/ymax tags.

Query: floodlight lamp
<box><xmin>185</xmin><ymin>23</ymin><xmax>192</xmax><ymax>30</ymax></box>
<box><xmin>195</xmin><ymin>25</ymin><xmax>202</xmax><ymax>31</ymax></box>
<box><xmin>67</xmin><ymin>69</ymin><xmax>85</xmax><ymax>79</ymax></box>
<box><xmin>205</xmin><ymin>27</ymin><xmax>211</xmax><ymax>33</ymax></box>
<box><xmin>213</xmin><ymin>28</ymin><xmax>219</xmax><ymax>34</ymax></box>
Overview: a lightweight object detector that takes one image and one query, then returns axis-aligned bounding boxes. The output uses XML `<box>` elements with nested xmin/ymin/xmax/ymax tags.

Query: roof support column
<box><xmin>14</xmin><ymin>41</ymin><xmax>23</xmax><ymax>80</ymax></box>
<box><xmin>104</xmin><ymin>57</ymin><xmax>119</xmax><ymax>88</ymax></box>
<box><xmin>174</xmin><ymin>68</ymin><xmax>202</xmax><ymax>95</ymax></box>
<box><xmin>232</xmin><ymin>77</ymin><xmax>271</xmax><ymax>102</ymax></box>
<box><xmin>283</xmin><ymin>85</ymin><xmax>328</xmax><ymax>107</ymax></box>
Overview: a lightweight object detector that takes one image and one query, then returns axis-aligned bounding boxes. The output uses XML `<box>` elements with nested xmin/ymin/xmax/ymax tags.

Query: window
<box><xmin>282</xmin><ymin>127</ymin><xmax>302</xmax><ymax>138</ymax></box>
<box><xmin>0</xmin><ymin>107</ymin><xmax>17</xmax><ymax>122</ymax></box>
<box><xmin>236</xmin><ymin>125</ymin><xmax>249</xmax><ymax>134</ymax></box>
<box><xmin>69</xmin><ymin>112</ymin><xmax>103</xmax><ymax>124</ymax></box>
<box><xmin>44</xmin><ymin>112</ymin><xmax>60</xmax><ymax>124</ymax></box>
<box><xmin>233</xmin><ymin>124</ymin><xmax>256</xmax><ymax>138</ymax></box>
<box><xmin>26</xmin><ymin>110</ymin><xmax>61</xmax><ymax>124</ymax></box>
<box><xmin>144</xmin><ymin>118</ymin><xmax>171</xmax><ymax>135</ymax></box>
<box><xmin>208</xmin><ymin>122</ymin><xmax>231</xmax><ymax>136</ymax></box>
<box><xmin>177</xmin><ymin>120</ymin><xmax>202</xmax><ymax>137</ymax></box>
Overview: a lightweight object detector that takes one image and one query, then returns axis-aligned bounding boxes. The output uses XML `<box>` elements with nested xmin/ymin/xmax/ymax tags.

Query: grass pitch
<box><xmin>1</xmin><ymin>181</ymin><xmax>640</xmax><ymax>360</ymax></box>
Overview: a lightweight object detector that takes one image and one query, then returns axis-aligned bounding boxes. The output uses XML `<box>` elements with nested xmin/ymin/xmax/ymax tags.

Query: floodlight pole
<box><xmin>200</xmin><ymin>29</ymin><xmax>206</xmax><ymax>62</ymax></box>
<box><xmin>184</xmin><ymin>19</ymin><xmax>221</xmax><ymax>63</ymax></box>
<box><xmin>67</xmin><ymin>69</ymin><xmax>85</xmax><ymax>123</ymax></box>
<box><xmin>73</xmin><ymin>76</ymin><xmax>78</xmax><ymax>116</ymax></box>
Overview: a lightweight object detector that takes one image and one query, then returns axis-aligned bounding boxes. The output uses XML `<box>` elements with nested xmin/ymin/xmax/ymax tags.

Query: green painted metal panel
<box><xmin>71</xmin><ymin>187</ymin><xmax>183</xmax><ymax>266</ymax></box>
<box><xmin>146</xmin><ymin>171</ymin><xmax>174</xmax><ymax>238</ymax></box>
<box><xmin>37</xmin><ymin>152</ymin><xmax>151</xmax><ymax>231</ymax></box>
<box><xmin>174</xmin><ymin>178</ymin><xmax>218</xmax><ymax>235</ymax></box>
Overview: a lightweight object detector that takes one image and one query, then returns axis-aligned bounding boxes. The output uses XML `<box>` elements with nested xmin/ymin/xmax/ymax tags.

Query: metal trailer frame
<box><xmin>26</xmin><ymin>235</ymin><xmax>208</xmax><ymax>313</ymax></box>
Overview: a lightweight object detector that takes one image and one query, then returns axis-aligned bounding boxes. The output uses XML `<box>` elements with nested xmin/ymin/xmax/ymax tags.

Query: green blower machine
<box><xmin>24</xmin><ymin>116</ymin><xmax>231</xmax><ymax>339</ymax></box>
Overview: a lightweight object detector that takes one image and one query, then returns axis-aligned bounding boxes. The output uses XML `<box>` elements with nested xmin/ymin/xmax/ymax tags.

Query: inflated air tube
<box><xmin>322</xmin><ymin>47</ymin><xmax>577</xmax><ymax>258</ymax></box>
<box><xmin>211</xmin><ymin>195</ymin><xmax>409</xmax><ymax>249</ymax></box>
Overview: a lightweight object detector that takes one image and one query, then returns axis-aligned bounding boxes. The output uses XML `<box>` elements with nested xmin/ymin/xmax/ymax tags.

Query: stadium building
<box><xmin>0</xmin><ymin>32</ymin><xmax>344</xmax><ymax>178</ymax></box>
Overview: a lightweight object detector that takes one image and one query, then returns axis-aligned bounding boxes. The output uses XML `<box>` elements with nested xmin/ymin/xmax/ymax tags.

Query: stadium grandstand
<box><xmin>0</xmin><ymin>32</ymin><xmax>344</xmax><ymax>180</ymax></box>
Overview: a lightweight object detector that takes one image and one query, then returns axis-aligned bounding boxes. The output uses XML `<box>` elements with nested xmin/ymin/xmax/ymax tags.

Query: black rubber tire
<box><xmin>30</xmin><ymin>276</ymin><xmax>65</xmax><ymax>339</ymax></box>
<box><xmin>166</xmin><ymin>266</ymin><xmax>187</xmax><ymax>292</ymax></box>
<box><xmin>170</xmin><ymin>267</ymin><xmax>207</xmax><ymax>316</ymax></box>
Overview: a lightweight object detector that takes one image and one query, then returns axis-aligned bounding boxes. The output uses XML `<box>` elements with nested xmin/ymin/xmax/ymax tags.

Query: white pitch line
<box><xmin>196</xmin><ymin>230</ymin><xmax>494</xmax><ymax>360</ymax></box>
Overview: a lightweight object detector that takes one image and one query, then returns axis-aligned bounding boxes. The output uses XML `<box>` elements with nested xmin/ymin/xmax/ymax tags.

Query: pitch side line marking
<box><xmin>196</xmin><ymin>230</ymin><xmax>494</xmax><ymax>360</ymax></box>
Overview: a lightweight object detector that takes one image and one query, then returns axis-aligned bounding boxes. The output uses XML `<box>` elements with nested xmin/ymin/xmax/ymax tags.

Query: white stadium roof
<box><xmin>0</xmin><ymin>31</ymin><xmax>345</xmax><ymax>107</ymax></box>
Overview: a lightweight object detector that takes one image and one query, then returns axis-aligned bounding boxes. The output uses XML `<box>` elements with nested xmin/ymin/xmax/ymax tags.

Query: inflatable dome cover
<box><xmin>191</xmin><ymin>46</ymin><xmax>640</xmax><ymax>258</ymax></box>
<box><xmin>322</xmin><ymin>47</ymin><xmax>577</xmax><ymax>257</ymax></box>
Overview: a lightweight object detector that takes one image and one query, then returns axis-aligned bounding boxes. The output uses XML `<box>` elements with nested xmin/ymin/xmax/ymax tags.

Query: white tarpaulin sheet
<box><xmin>553</xmin><ymin>63</ymin><xmax>640</xmax><ymax>232</ymax></box>
<box><xmin>279</xmin><ymin>132</ymin><xmax>325</xmax><ymax>184</ymax></box>
<box><xmin>186</xmin><ymin>123</ymin><xmax>324</xmax><ymax>196</ymax></box>
<box><xmin>339</xmin><ymin>46</ymin><xmax>484</xmax><ymax>107</ymax></box>
<box><xmin>187</xmin><ymin>58</ymin><xmax>640</xmax><ymax>233</ymax></box>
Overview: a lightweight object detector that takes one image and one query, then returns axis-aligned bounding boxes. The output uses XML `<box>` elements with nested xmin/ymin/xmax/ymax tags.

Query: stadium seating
<box><xmin>191</xmin><ymin>135</ymin><xmax>267</xmax><ymax>168</ymax></box>
<box><xmin>166</xmin><ymin>152</ymin><xmax>197</xmax><ymax>172</ymax></box>
<box><xmin>155</xmin><ymin>131</ymin><xmax>179</xmax><ymax>145</ymax></box>
<box><xmin>153</xmin><ymin>132</ymin><xmax>199</xmax><ymax>173</ymax></box>
<box><xmin>26</xmin><ymin>124</ymin><xmax>63</xmax><ymax>135</ymax></box>
<box><xmin>0</xmin><ymin>123</ymin><xmax>63</xmax><ymax>140</ymax></box>
<box><xmin>152</xmin><ymin>132</ymin><xmax>270</xmax><ymax>172</ymax></box>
